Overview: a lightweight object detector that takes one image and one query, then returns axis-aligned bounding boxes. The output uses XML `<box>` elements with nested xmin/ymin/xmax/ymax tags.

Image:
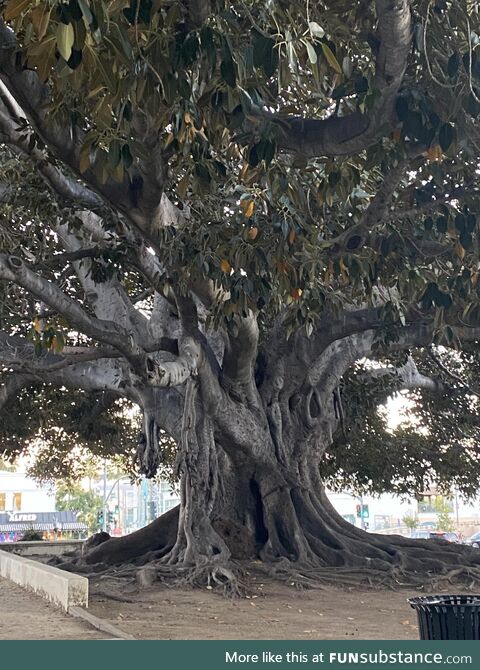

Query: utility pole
<box><xmin>102</xmin><ymin>459</ymin><xmax>107</xmax><ymax>533</ymax></box>
<box><xmin>455</xmin><ymin>489</ymin><xmax>460</xmax><ymax>527</ymax></box>
<box><xmin>360</xmin><ymin>494</ymin><xmax>365</xmax><ymax>531</ymax></box>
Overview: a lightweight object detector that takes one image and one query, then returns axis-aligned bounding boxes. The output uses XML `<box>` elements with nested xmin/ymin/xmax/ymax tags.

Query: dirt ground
<box><xmin>0</xmin><ymin>577</ymin><xmax>104</xmax><ymax>640</ymax></box>
<box><xmin>0</xmin><ymin>567</ymin><xmax>471</xmax><ymax>640</ymax></box>
<box><xmin>87</xmin><ymin>571</ymin><xmax>441</xmax><ymax>640</ymax></box>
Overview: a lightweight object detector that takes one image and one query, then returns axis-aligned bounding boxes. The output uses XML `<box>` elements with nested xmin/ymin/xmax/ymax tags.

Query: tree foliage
<box><xmin>0</xmin><ymin>0</ymin><xmax>480</xmax><ymax>492</ymax></box>
<box><xmin>56</xmin><ymin>482</ymin><xmax>103</xmax><ymax>532</ymax></box>
<box><xmin>324</xmin><ymin>346</ymin><xmax>480</xmax><ymax>498</ymax></box>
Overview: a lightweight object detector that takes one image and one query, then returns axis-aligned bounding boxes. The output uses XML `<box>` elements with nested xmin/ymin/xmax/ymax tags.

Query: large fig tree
<box><xmin>2</xmin><ymin>0</ymin><xmax>480</xmax><ymax>588</ymax></box>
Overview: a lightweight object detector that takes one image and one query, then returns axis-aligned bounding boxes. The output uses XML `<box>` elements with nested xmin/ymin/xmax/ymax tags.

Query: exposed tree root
<box><xmin>155</xmin><ymin>561</ymin><xmax>245</xmax><ymax>597</ymax></box>
<box><xmin>51</xmin><ymin>481</ymin><xmax>480</xmax><ymax>597</ymax></box>
<box><xmin>86</xmin><ymin>557</ymin><xmax>246</xmax><ymax>596</ymax></box>
<box><xmin>256</xmin><ymin>558</ymin><xmax>480</xmax><ymax>592</ymax></box>
<box><xmin>82</xmin><ymin>506</ymin><xmax>179</xmax><ymax>565</ymax></box>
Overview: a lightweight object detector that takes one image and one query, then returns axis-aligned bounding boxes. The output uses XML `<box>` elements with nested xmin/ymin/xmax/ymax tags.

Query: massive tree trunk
<box><xmin>82</xmin><ymin>332</ymin><xmax>480</xmax><ymax>590</ymax></box>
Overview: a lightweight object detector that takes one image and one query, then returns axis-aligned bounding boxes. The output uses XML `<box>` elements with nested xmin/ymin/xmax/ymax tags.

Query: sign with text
<box><xmin>0</xmin><ymin>641</ymin><xmax>478</xmax><ymax>670</ymax></box>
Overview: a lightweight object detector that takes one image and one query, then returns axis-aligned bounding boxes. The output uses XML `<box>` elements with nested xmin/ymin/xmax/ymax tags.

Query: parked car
<box><xmin>464</xmin><ymin>532</ymin><xmax>480</xmax><ymax>548</ymax></box>
<box><xmin>428</xmin><ymin>531</ymin><xmax>461</xmax><ymax>543</ymax></box>
<box><xmin>411</xmin><ymin>530</ymin><xmax>432</xmax><ymax>539</ymax></box>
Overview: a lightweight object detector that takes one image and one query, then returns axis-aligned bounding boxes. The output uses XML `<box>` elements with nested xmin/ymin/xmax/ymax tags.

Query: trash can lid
<box><xmin>409</xmin><ymin>595</ymin><xmax>480</xmax><ymax>608</ymax></box>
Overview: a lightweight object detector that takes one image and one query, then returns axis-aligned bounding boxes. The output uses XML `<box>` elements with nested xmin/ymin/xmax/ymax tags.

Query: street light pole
<box><xmin>102</xmin><ymin>459</ymin><xmax>107</xmax><ymax>533</ymax></box>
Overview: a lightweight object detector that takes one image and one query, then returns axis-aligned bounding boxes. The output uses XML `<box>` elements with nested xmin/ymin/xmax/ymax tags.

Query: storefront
<box><xmin>0</xmin><ymin>511</ymin><xmax>87</xmax><ymax>542</ymax></box>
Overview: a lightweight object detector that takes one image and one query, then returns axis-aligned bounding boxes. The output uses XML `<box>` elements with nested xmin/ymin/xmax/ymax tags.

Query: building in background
<box><xmin>0</xmin><ymin>470</ymin><xmax>87</xmax><ymax>541</ymax></box>
<box><xmin>0</xmin><ymin>470</ymin><xmax>54</xmax><ymax>515</ymax></box>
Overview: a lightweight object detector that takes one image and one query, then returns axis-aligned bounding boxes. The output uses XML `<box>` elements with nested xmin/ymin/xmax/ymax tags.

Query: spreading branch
<box><xmin>0</xmin><ymin>22</ymin><xmax>165</xmax><ymax>230</ymax></box>
<box><xmin>0</xmin><ymin>333</ymin><xmax>121</xmax><ymax>373</ymax></box>
<box><xmin>0</xmin><ymin>79</ymin><xmax>103</xmax><ymax>209</ymax></box>
<box><xmin>276</xmin><ymin>0</ymin><xmax>412</xmax><ymax>157</ymax></box>
<box><xmin>0</xmin><ymin>253</ymin><xmax>145</xmax><ymax>369</ymax></box>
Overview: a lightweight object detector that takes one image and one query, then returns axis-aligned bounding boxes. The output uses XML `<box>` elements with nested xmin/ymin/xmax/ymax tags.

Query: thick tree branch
<box><xmin>311</xmin><ymin>318</ymin><xmax>480</xmax><ymax>400</ymax></box>
<box><xmin>363</xmin><ymin>355</ymin><xmax>446</xmax><ymax>394</ymax></box>
<box><xmin>276</xmin><ymin>0</ymin><xmax>412</xmax><ymax>157</ymax></box>
<box><xmin>145</xmin><ymin>336</ymin><xmax>201</xmax><ymax>387</ymax></box>
<box><xmin>222</xmin><ymin>310</ymin><xmax>259</xmax><ymax>387</ymax></box>
<box><xmin>0</xmin><ymin>80</ymin><xmax>103</xmax><ymax>209</ymax></box>
<box><xmin>0</xmin><ymin>22</ymin><xmax>166</xmax><ymax>230</ymax></box>
<box><xmin>0</xmin><ymin>333</ymin><xmax>121</xmax><ymax>373</ymax></box>
<box><xmin>54</xmin><ymin>220</ymin><xmax>151</xmax><ymax>348</ymax></box>
<box><xmin>330</xmin><ymin>154</ymin><xmax>417</xmax><ymax>253</ymax></box>
<box><xmin>0</xmin><ymin>253</ymin><xmax>145</xmax><ymax>370</ymax></box>
<box><xmin>427</xmin><ymin>346</ymin><xmax>480</xmax><ymax>396</ymax></box>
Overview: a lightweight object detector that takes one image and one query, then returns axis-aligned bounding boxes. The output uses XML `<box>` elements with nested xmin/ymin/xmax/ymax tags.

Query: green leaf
<box><xmin>108</xmin><ymin>140</ymin><xmax>121</xmax><ymax>169</ymax></box>
<box><xmin>454</xmin><ymin>213</ymin><xmax>466</xmax><ymax>233</ymax></box>
<box><xmin>321</xmin><ymin>43</ymin><xmax>342</xmax><ymax>74</ymax></box>
<box><xmin>439</xmin><ymin>123</ymin><xmax>454</xmax><ymax>151</ymax></box>
<box><xmin>67</xmin><ymin>48</ymin><xmax>82</xmax><ymax>70</ymax></box>
<box><xmin>403</xmin><ymin>110</ymin><xmax>424</xmax><ymax>141</ymax></box>
<box><xmin>30</xmin><ymin>4</ymin><xmax>52</xmax><ymax>40</ymax></box>
<box><xmin>57</xmin><ymin>22</ymin><xmax>75</xmax><ymax>62</ymax></box>
<box><xmin>247</xmin><ymin>145</ymin><xmax>259</xmax><ymax>167</ymax></box>
<box><xmin>306</xmin><ymin>41</ymin><xmax>317</xmax><ymax>65</ymax></box>
<box><xmin>4</xmin><ymin>0</ymin><xmax>32</xmax><ymax>21</ymax></box>
<box><xmin>342</xmin><ymin>56</ymin><xmax>352</xmax><ymax>78</ymax></box>
<box><xmin>252</xmin><ymin>31</ymin><xmax>278</xmax><ymax>77</ymax></box>
<box><xmin>424</xmin><ymin>217</ymin><xmax>433</xmax><ymax>231</ymax></box>
<box><xmin>121</xmin><ymin>144</ymin><xmax>133</xmax><ymax>169</ymax></box>
<box><xmin>460</xmin><ymin>230</ymin><xmax>473</xmax><ymax>250</ymax></box>
<box><xmin>221</xmin><ymin>58</ymin><xmax>236</xmax><ymax>87</ymax></box>
<box><xmin>69</xmin><ymin>0</ymin><xmax>83</xmax><ymax>21</ymax></box>
<box><xmin>466</xmin><ymin>214</ymin><xmax>477</xmax><ymax>232</ymax></box>
<box><xmin>77</xmin><ymin>0</ymin><xmax>92</xmax><ymax>24</ymax></box>
<box><xmin>355</xmin><ymin>76</ymin><xmax>369</xmax><ymax>93</ymax></box>
<box><xmin>308</xmin><ymin>22</ymin><xmax>324</xmax><ymax>38</ymax></box>
<box><xmin>436</xmin><ymin>216</ymin><xmax>448</xmax><ymax>234</ymax></box>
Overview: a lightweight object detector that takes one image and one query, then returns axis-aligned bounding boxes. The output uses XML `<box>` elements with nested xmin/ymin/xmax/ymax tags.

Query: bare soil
<box><xmin>0</xmin><ymin>577</ymin><xmax>104</xmax><ymax>640</ymax></box>
<box><xmin>2</xmin><ymin>566</ymin><xmax>472</xmax><ymax>641</ymax></box>
<box><xmin>87</xmin><ymin>570</ymin><xmax>451</xmax><ymax>640</ymax></box>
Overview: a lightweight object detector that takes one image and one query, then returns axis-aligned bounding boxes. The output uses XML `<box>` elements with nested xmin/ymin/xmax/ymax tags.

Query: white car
<box><xmin>464</xmin><ymin>532</ymin><xmax>480</xmax><ymax>548</ymax></box>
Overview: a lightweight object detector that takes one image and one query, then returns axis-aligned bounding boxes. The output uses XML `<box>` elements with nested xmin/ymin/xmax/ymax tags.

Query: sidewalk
<box><xmin>0</xmin><ymin>577</ymin><xmax>103</xmax><ymax>640</ymax></box>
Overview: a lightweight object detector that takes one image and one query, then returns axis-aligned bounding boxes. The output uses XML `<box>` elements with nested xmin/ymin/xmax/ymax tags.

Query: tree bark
<box><xmin>83</xmin><ymin>358</ymin><xmax>480</xmax><ymax>589</ymax></box>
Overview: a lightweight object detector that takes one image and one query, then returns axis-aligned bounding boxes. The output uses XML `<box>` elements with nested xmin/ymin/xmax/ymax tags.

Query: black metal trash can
<box><xmin>409</xmin><ymin>595</ymin><xmax>480</xmax><ymax>640</ymax></box>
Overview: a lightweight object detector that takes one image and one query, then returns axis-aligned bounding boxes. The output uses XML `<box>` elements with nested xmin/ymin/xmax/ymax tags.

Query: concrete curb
<box><xmin>0</xmin><ymin>551</ymin><xmax>88</xmax><ymax>611</ymax></box>
<box><xmin>69</xmin><ymin>606</ymin><xmax>136</xmax><ymax>640</ymax></box>
<box><xmin>0</xmin><ymin>540</ymin><xmax>83</xmax><ymax>557</ymax></box>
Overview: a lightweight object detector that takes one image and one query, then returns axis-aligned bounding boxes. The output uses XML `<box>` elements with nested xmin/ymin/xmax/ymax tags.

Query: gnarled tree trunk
<box><xmin>84</xmin><ymin>328</ymin><xmax>480</xmax><ymax>590</ymax></box>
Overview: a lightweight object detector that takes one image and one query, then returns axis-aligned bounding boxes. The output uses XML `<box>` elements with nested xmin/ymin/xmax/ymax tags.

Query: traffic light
<box><xmin>107</xmin><ymin>511</ymin><xmax>114</xmax><ymax>524</ymax></box>
<box><xmin>356</xmin><ymin>504</ymin><xmax>369</xmax><ymax>519</ymax></box>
